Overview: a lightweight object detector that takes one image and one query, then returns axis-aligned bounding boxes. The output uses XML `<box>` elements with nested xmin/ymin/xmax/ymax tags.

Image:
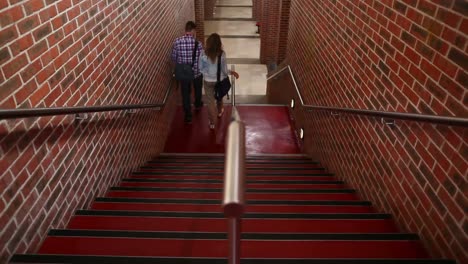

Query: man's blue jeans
<box><xmin>180</xmin><ymin>75</ymin><xmax>203</xmax><ymax>122</ymax></box>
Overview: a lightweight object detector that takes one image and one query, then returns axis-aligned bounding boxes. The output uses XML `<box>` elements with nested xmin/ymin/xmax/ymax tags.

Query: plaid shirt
<box><xmin>171</xmin><ymin>34</ymin><xmax>203</xmax><ymax>77</ymax></box>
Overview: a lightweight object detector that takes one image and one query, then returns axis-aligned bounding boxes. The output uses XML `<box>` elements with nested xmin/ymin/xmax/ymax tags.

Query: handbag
<box><xmin>214</xmin><ymin>53</ymin><xmax>231</xmax><ymax>101</ymax></box>
<box><xmin>174</xmin><ymin>41</ymin><xmax>198</xmax><ymax>81</ymax></box>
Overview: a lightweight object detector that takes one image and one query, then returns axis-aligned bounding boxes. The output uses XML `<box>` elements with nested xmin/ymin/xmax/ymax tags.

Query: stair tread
<box><xmin>158</xmin><ymin>154</ymin><xmax>308</xmax><ymax>157</ymax></box>
<box><xmin>146</xmin><ymin>164</ymin><xmax>323</xmax><ymax>168</ymax></box>
<box><xmin>95</xmin><ymin>197</ymin><xmax>372</xmax><ymax>205</ymax></box>
<box><xmin>36</xmin><ymin>237</ymin><xmax>429</xmax><ymax>258</ymax></box>
<box><xmin>154</xmin><ymin>156</ymin><xmax>312</xmax><ymax>160</ymax></box>
<box><xmin>122</xmin><ymin>179</ymin><xmax>342</xmax><ymax>184</ymax></box>
<box><xmin>110</xmin><ymin>186</ymin><xmax>354</xmax><ymax>193</ymax></box>
<box><xmin>106</xmin><ymin>191</ymin><xmax>360</xmax><ymax>200</ymax></box>
<box><xmin>148</xmin><ymin>161</ymin><xmax>321</xmax><ymax>165</ymax></box>
<box><xmin>68</xmin><ymin>216</ymin><xmax>399</xmax><ymax>233</ymax></box>
<box><xmin>118</xmin><ymin>183</ymin><xmax>348</xmax><ymax>189</ymax></box>
<box><xmin>76</xmin><ymin>210</ymin><xmax>392</xmax><ymax>219</ymax></box>
<box><xmin>134</xmin><ymin>171</ymin><xmax>334</xmax><ymax>176</ymax></box>
<box><xmin>10</xmin><ymin>255</ymin><xmax>456</xmax><ymax>264</ymax></box>
<box><xmin>130</xmin><ymin>175</ymin><xmax>338</xmax><ymax>181</ymax></box>
<box><xmin>140</xmin><ymin>167</ymin><xmax>326</xmax><ymax>171</ymax></box>
<box><xmin>90</xmin><ymin>202</ymin><xmax>374</xmax><ymax>213</ymax></box>
<box><xmin>48</xmin><ymin>229</ymin><xmax>420</xmax><ymax>240</ymax></box>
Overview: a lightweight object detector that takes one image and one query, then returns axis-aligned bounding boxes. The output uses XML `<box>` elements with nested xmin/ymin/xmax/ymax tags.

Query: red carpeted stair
<box><xmin>10</xmin><ymin>154</ymin><xmax>454</xmax><ymax>264</ymax></box>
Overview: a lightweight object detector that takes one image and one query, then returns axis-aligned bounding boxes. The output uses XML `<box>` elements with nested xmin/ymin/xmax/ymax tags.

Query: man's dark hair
<box><xmin>185</xmin><ymin>21</ymin><xmax>196</xmax><ymax>32</ymax></box>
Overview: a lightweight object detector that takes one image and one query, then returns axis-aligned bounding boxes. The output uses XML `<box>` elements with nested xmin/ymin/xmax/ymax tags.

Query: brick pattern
<box><xmin>259</xmin><ymin>0</ymin><xmax>291</xmax><ymax>68</ymax></box>
<box><xmin>0</xmin><ymin>0</ymin><xmax>195</xmax><ymax>262</ymax></box>
<box><xmin>277</xmin><ymin>0</ymin><xmax>291</xmax><ymax>64</ymax></box>
<box><xmin>269</xmin><ymin>0</ymin><xmax>467</xmax><ymax>263</ymax></box>
<box><xmin>204</xmin><ymin>0</ymin><xmax>215</xmax><ymax>20</ymax></box>
<box><xmin>253</xmin><ymin>0</ymin><xmax>262</xmax><ymax>20</ymax></box>
<box><xmin>195</xmin><ymin>0</ymin><xmax>205</xmax><ymax>45</ymax></box>
<box><xmin>260</xmin><ymin>0</ymin><xmax>281</xmax><ymax>68</ymax></box>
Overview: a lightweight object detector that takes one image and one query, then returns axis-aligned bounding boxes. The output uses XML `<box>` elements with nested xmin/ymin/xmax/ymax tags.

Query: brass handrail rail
<box><xmin>267</xmin><ymin>66</ymin><xmax>468</xmax><ymax>127</ymax></box>
<box><xmin>0</xmin><ymin>78</ymin><xmax>174</xmax><ymax>120</ymax></box>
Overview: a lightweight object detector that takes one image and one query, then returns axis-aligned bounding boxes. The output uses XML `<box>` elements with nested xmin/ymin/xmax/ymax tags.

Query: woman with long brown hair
<box><xmin>199</xmin><ymin>33</ymin><xmax>239</xmax><ymax>129</ymax></box>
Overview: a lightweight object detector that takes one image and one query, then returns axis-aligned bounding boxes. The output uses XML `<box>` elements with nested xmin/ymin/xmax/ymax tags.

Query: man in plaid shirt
<box><xmin>171</xmin><ymin>21</ymin><xmax>204</xmax><ymax>124</ymax></box>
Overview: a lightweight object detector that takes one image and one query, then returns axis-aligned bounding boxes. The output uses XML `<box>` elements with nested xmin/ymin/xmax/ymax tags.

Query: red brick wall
<box><xmin>270</xmin><ymin>0</ymin><xmax>467</xmax><ymax>263</ymax></box>
<box><xmin>260</xmin><ymin>0</ymin><xmax>281</xmax><ymax>67</ymax></box>
<box><xmin>253</xmin><ymin>0</ymin><xmax>262</xmax><ymax>20</ymax></box>
<box><xmin>195</xmin><ymin>0</ymin><xmax>205</xmax><ymax>45</ymax></box>
<box><xmin>259</xmin><ymin>0</ymin><xmax>291</xmax><ymax>67</ymax></box>
<box><xmin>204</xmin><ymin>0</ymin><xmax>215</xmax><ymax>20</ymax></box>
<box><xmin>277</xmin><ymin>0</ymin><xmax>291</xmax><ymax>64</ymax></box>
<box><xmin>0</xmin><ymin>0</ymin><xmax>195</xmax><ymax>262</ymax></box>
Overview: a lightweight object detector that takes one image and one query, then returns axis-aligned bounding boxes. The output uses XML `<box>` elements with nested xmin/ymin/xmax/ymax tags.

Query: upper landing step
<box><xmin>206</xmin><ymin>18</ymin><xmax>256</xmax><ymax>21</ymax></box>
<box><xmin>216</xmin><ymin>4</ymin><xmax>253</xmax><ymax>7</ymax></box>
<box><xmin>205</xmin><ymin>21</ymin><xmax>258</xmax><ymax>38</ymax></box>
<box><xmin>216</xmin><ymin>0</ymin><xmax>253</xmax><ymax>6</ymax></box>
<box><xmin>10</xmin><ymin>255</ymin><xmax>456</xmax><ymax>264</ymax></box>
<box><xmin>212</xmin><ymin>4</ymin><xmax>252</xmax><ymax>19</ymax></box>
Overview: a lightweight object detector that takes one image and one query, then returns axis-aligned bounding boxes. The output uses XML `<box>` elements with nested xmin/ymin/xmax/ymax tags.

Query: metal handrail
<box><xmin>223</xmin><ymin>107</ymin><xmax>245</xmax><ymax>264</ymax></box>
<box><xmin>223</xmin><ymin>65</ymin><xmax>245</xmax><ymax>264</ymax></box>
<box><xmin>267</xmin><ymin>66</ymin><xmax>468</xmax><ymax>127</ymax></box>
<box><xmin>0</xmin><ymin>78</ymin><xmax>174</xmax><ymax>120</ymax></box>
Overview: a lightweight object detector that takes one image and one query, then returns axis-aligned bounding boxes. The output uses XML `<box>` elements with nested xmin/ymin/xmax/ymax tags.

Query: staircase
<box><xmin>11</xmin><ymin>154</ymin><xmax>454</xmax><ymax>263</ymax></box>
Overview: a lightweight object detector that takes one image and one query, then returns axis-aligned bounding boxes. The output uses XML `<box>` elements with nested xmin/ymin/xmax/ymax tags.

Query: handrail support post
<box><xmin>382</xmin><ymin>118</ymin><xmax>396</xmax><ymax>127</ymax></box>
<box><xmin>125</xmin><ymin>109</ymin><xmax>137</xmax><ymax>115</ymax></box>
<box><xmin>75</xmin><ymin>113</ymin><xmax>88</xmax><ymax>120</ymax></box>
<box><xmin>227</xmin><ymin>217</ymin><xmax>241</xmax><ymax>264</ymax></box>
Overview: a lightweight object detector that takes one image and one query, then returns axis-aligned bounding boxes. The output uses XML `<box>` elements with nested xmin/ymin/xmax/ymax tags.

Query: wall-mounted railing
<box><xmin>0</xmin><ymin>78</ymin><xmax>174</xmax><ymax>120</ymax></box>
<box><xmin>267</xmin><ymin>66</ymin><xmax>468</xmax><ymax>127</ymax></box>
<box><xmin>222</xmin><ymin>65</ymin><xmax>246</xmax><ymax>264</ymax></box>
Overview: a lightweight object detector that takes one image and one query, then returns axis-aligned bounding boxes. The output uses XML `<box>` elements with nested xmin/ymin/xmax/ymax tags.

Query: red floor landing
<box><xmin>163</xmin><ymin>106</ymin><xmax>301</xmax><ymax>154</ymax></box>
